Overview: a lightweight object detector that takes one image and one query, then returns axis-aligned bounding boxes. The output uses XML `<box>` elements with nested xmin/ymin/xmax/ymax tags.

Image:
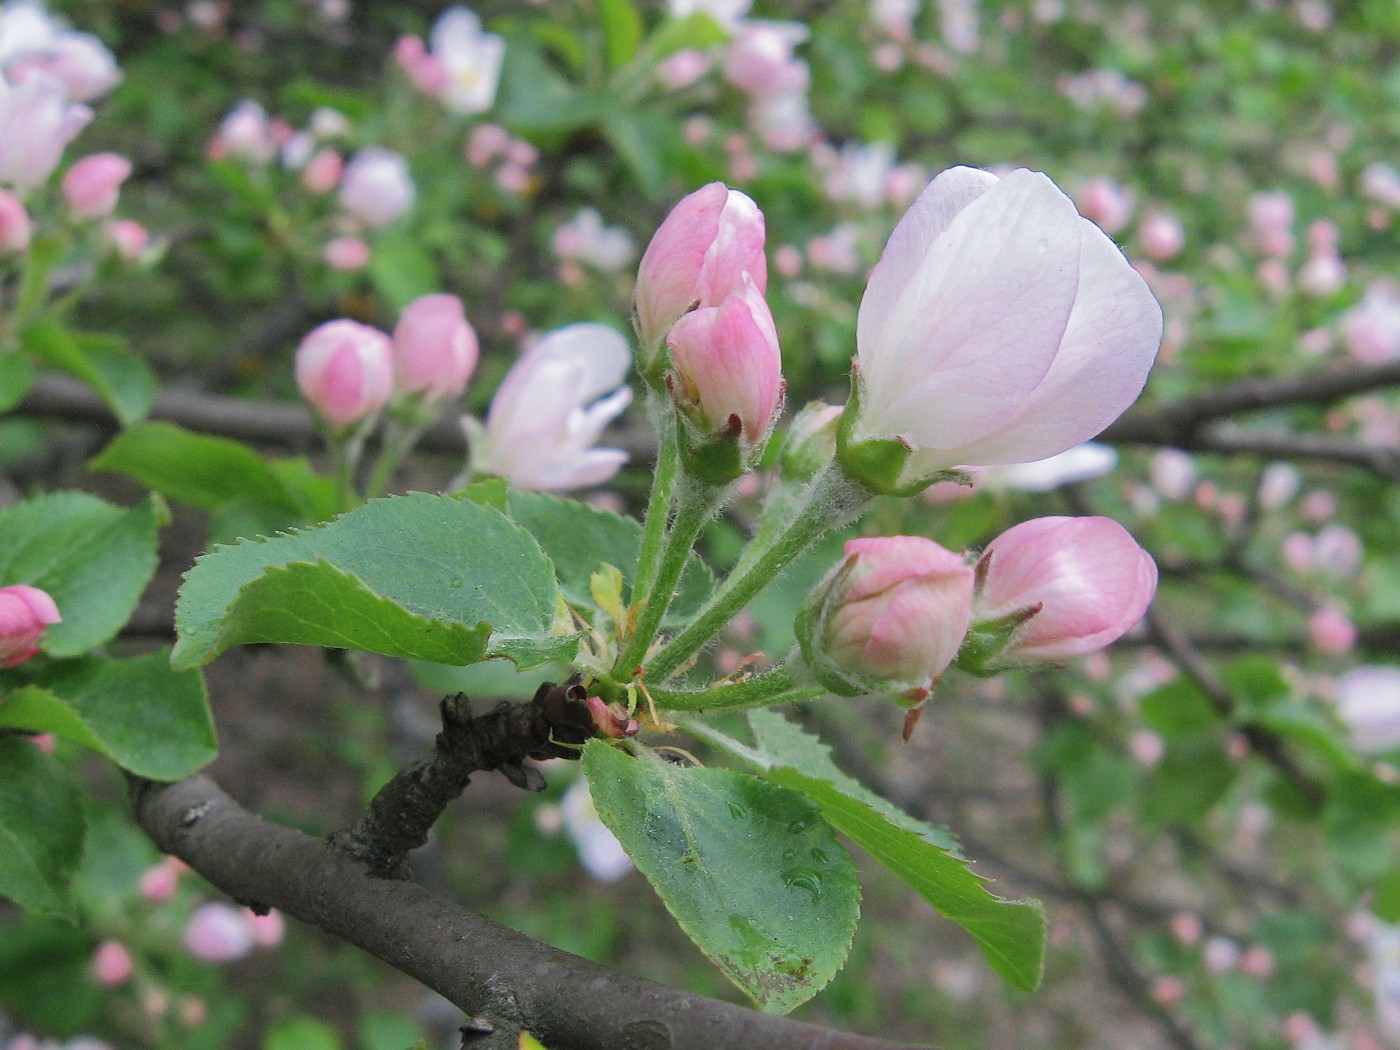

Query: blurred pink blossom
<box><xmin>0</xmin><ymin>584</ymin><xmax>59</xmax><ymax>667</ymax></box>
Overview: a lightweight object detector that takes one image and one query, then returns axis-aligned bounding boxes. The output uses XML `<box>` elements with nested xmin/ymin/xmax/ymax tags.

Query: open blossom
<box><xmin>464</xmin><ymin>324</ymin><xmax>632</xmax><ymax>491</ymax></box>
<box><xmin>799</xmin><ymin>536</ymin><xmax>974</xmax><ymax>697</ymax></box>
<box><xmin>427</xmin><ymin>7</ymin><xmax>504</xmax><ymax>115</ymax></box>
<box><xmin>1341</xmin><ymin>281</ymin><xmax>1400</xmax><ymax>363</ymax></box>
<box><xmin>840</xmin><ymin>167</ymin><xmax>1162</xmax><ymax>492</ymax></box>
<box><xmin>0</xmin><ymin>69</ymin><xmax>90</xmax><ymax>188</ymax></box>
<box><xmin>295</xmin><ymin>320</ymin><xmax>394</xmax><ymax>428</ymax></box>
<box><xmin>666</xmin><ymin>274</ymin><xmax>783</xmax><ymax>445</ymax></box>
<box><xmin>184</xmin><ymin>903</ymin><xmax>254</xmax><ymax>963</ymax></box>
<box><xmin>391</xmin><ymin>293</ymin><xmax>478</xmax><ymax>404</ymax></box>
<box><xmin>339</xmin><ymin>147</ymin><xmax>415</xmax><ymax>227</ymax></box>
<box><xmin>0</xmin><ymin>584</ymin><xmax>60</xmax><ymax>667</ymax></box>
<box><xmin>1334</xmin><ymin>667</ymin><xmax>1400</xmax><ymax>753</ymax></box>
<box><xmin>212</xmin><ymin>99</ymin><xmax>274</xmax><ymax>164</ymax></box>
<box><xmin>552</xmin><ymin>207</ymin><xmax>636</xmax><ymax>273</ymax></box>
<box><xmin>722</xmin><ymin>20</ymin><xmax>810</xmax><ymax>98</ymax></box>
<box><xmin>633</xmin><ymin>182</ymin><xmax>766</xmax><ymax>359</ymax></box>
<box><xmin>967</xmin><ymin>516</ymin><xmax>1157</xmax><ymax>668</ymax></box>
<box><xmin>0</xmin><ymin>1</ymin><xmax>119</xmax><ymax>102</ymax></box>
<box><xmin>560</xmin><ymin>779</ymin><xmax>632</xmax><ymax>882</ymax></box>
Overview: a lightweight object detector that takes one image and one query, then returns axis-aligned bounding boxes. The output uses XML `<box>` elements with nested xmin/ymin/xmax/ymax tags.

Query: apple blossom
<box><xmin>0</xmin><ymin>187</ymin><xmax>29</xmax><ymax>250</ymax></box>
<box><xmin>0</xmin><ymin>584</ymin><xmax>59</xmax><ymax>667</ymax></box>
<box><xmin>964</xmin><ymin>516</ymin><xmax>1157</xmax><ymax>670</ymax></box>
<box><xmin>427</xmin><ymin>7</ymin><xmax>505</xmax><ymax>115</ymax></box>
<box><xmin>213</xmin><ymin>100</ymin><xmax>274</xmax><ymax>164</ymax></box>
<box><xmin>323</xmin><ymin>235</ymin><xmax>369</xmax><ymax>270</ymax></box>
<box><xmin>633</xmin><ymin>182</ymin><xmax>767</xmax><ymax>361</ymax></box>
<box><xmin>184</xmin><ymin>902</ymin><xmax>254</xmax><ymax>963</ymax></box>
<box><xmin>463</xmin><ymin>323</ymin><xmax>632</xmax><ymax>491</ymax></box>
<box><xmin>665</xmin><ymin>273</ymin><xmax>783</xmax><ymax>447</ymax></box>
<box><xmin>295</xmin><ymin>320</ymin><xmax>395</xmax><ymax>429</ymax></box>
<box><xmin>839</xmin><ymin>167</ymin><xmax>1162</xmax><ymax>493</ymax></box>
<box><xmin>60</xmin><ymin>152</ymin><xmax>130</xmax><ymax>219</ymax></box>
<box><xmin>339</xmin><ymin>147</ymin><xmax>415</xmax><ymax>228</ymax></box>
<box><xmin>391</xmin><ymin>293</ymin><xmax>478</xmax><ymax>404</ymax></box>
<box><xmin>0</xmin><ymin>1</ymin><xmax>119</xmax><ymax>102</ymax></box>
<box><xmin>106</xmin><ymin>218</ymin><xmax>148</xmax><ymax>261</ymax></box>
<box><xmin>560</xmin><ymin>779</ymin><xmax>632</xmax><ymax>882</ymax></box>
<box><xmin>91</xmin><ymin>940</ymin><xmax>133</xmax><ymax>987</ymax></box>
<box><xmin>1334</xmin><ymin>667</ymin><xmax>1400</xmax><ymax>753</ymax></box>
<box><xmin>798</xmin><ymin>536</ymin><xmax>974</xmax><ymax>698</ymax></box>
<box><xmin>0</xmin><ymin>69</ymin><xmax>90</xmax><ymax>188</ymax></box>
<box><xmin>722</xmin><ymin>20</ymin><xmax>810</xmax><ymax>99</ymax></box>
<box><xmin>300</xmin><ymin>148</ymin><xmax>342</xmax><ymax>194</ymax></box>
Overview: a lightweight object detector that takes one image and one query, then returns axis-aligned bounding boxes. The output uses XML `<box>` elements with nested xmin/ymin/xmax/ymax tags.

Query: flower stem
<box><xmin>613</xmin><ymin>472</ymin><xmax>726</xmax><ymax>678</ymax></box>
<box><xmin>363</xmin><ymin>417</ymin><xmax>426</xmax><ymax>499</ymax></box>
<box><xmin>648</xmin><ymin>664</ymin><xmax>827</xmax><ymax>712</ymax></box>
<box><xmin>643</xmin><ymin>463</ymin><xmax>872</xmax><ymax>683</ymax></box>
<box><xmin>632</xmin><ymin>396</ymin><xmax>680</xmax><ymax>601</ymax></box>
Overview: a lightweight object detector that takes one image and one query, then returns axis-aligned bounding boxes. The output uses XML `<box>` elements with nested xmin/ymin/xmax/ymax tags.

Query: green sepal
<box><xmin>792</xmin><ymin>558</ymin><xmax>873</xmax><ymax>698</ymax></box>
<box><xmin>955</xmin><ymin>606</ymin><xmax>1043</xmax><ymax>676</ymax></box>
<box><xmin>678</xmin><ymin>425</ymin><xmax>747</xmax><ymax>486</ymax></box>
<box><xmin>835</xmin><ymin>369</ymin><xmax>972</xmax><ymax>496</ymax></box>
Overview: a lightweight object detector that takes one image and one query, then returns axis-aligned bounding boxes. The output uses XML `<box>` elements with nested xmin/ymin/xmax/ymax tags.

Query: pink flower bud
<box><xmin>61</xmin><ymin>152</ymin><xmax>131</xmax><ymax>219</ymax></box>
<box><xmin>300</xmin><ymin>148</ymin><xmax>343</xmax><ymax>194</ymax></box>
<box><xmin>339</xmin><ymin>147</ymin><xmax>414</xmax><ymax>228</ymax></box>
<box><xmin>1138</xmin><ymin>212</ymin><xmax>1184</xmax><ymax>261</ymax></box>
<box><xmin>1309</xmin><ymin>605</ymin><xmax>1356</xmax><ymax>655</ymax></box>
<box><xmin>392</xmin><ymin>293</ymin><xmax>479</xmax><ymax>403</ymax></box>
<box><xmin>634</xmin><ymin>182</ymin><xmax>767</xmax><ymax>359</ymax></box>
<box><xmin>294</xmin><ymin>319</ymin><xmax>394</xmax><ymax>429</ymax></box>
<box><xmin>799</xmin><ymin>536</ymin><xmax>974</xmax><ymax>698</ymax></box>
<box><xmin>214</xmin><ymin>99</ymin><xmax>274</xmax><ymax>164</ymax></box>
<box><xmin>0</xmin><ymin>585</ymin><xmax>60</xmax><ymax>667</ymax></box>
<box><xmin>841</xmin><ymin>167</ymin><xmax>1161</xmax><ymax>492</ymax></box>
<box><xmin>0</xmin><ymin>188</ymin><xmax>30</xmax><ymax>252</ymax></box>
<box><xmin>722</xmin><ymin>20</ymin><xmax>810</xmax><ymax>99</ymax></box>
<box><xmin>1075</xmin><ymin>176</ymin><xmax>1133</xmax><ymax>233</ymax></box>
<box><xmin>666</xmin><ymin>275</ymin><xmax>783</xmax><ymax>445</ymax></box>
<box><xmin>91</xmin><ymin>940</ymin><xmax>134</xmax><ymax>987</ymax></box>
<box><xmin>971</xmin><ymin>516</ymin><xmax>1157</xmax><ymax>667</ymax></box>
<box><xmin>184</xmin><ymin>902</ymin><xmax>254</xmax><ymax>963</ymax></box>
<box><xmin>323</xmin><ymin>235</ymin><xmax>369</xmax><ymax>271</ymax></box>
<box><xmin>1170</xmin><ymin>911</ymin><xmax>1203</xmax><ymax>946</ymax></box>
<box><xmin>138</xmin><ymin>856</ymin><xmax>183</xmax><ymax>902</ymax></box>
<box><xmin>107</xmin><ymin>219</ymin><xmax>149</xmax><ymax>261</ymax></box>
<box><xmin>246</xmin><ymin>909</ymin><xmax>285</xmax><ymax>948</ymax></box>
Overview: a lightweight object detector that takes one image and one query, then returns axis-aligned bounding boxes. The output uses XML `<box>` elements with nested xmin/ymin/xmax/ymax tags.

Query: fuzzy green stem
<box><xmin>649</xmin><ymin>665</ymin><xmax>827</xmax><ymax>712</ymax></box>
<box><xmin>644</xmin><ymin>463</ymin><xmax>873</xmax><ymax>683</ymax></box>
<box><xmin>613</xmin><ymin>474</ymin><xmax>725</xmax><ymax>678</ymax></box>
<box><xmin>364</xmin><ymin>417</ymin><xmax>426</xmax><ymax>499</ymax></box>
<box><xmin>632</xmin><ymin>397</ymin><xmax>681</xmax><ymax>601</ymax></box>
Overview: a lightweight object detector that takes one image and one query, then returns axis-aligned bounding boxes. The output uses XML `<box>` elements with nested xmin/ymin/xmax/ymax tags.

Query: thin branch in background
<box><xmin>131</xmin><ymin>773</ymin><xmax>933</xmax><ymax>1050</ymax></box>
<box><xmin>1103</xmin><ymin>359</ymin><xmax>1400</xmax><ymax>445</ymax></box>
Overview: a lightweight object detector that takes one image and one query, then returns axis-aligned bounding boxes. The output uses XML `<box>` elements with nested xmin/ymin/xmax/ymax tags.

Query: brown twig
<box><xmin>131</xmin><ymin>773</ymin><xmax>932</xmax><ymax>1050</ymax></box>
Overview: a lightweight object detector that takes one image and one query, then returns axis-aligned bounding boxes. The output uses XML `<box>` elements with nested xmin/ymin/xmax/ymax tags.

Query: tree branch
<box><xmin>131</xmin><ymin>773</ymin><xmax>931</xmax><ymax>1050</ymax></box>
<box><xmin>1102</xmin><ymin>359</ymin><xmax>1400</xmax><ymax>445</ymax></box>
<box><xmin>329</xmin><ymin>682</ymin><xmax>596</xmax><ymax>878</ymax></box>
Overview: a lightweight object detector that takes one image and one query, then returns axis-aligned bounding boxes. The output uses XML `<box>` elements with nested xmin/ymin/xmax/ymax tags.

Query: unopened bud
<box><xmin>294</xmin><ymin>319</ymin><xmax>394</xmax><ymax>429</ymax></box>
<box><xmin>392</xmin><ymin>293</ymin><xmax>479</xmax><ymax>405</ymax></box>
<box><xmin>797</xmin><ymin>536</ymin><xmax>974</xmax><ymax>699</ymax></box>
<box><xmin>0</xmin><ymin>585</ymin><xmax>60</xmax><ymax>667</ymax></box>
<box><xmin>61</xmin><ymin>153</ymin><xmax>132</xmax><ymax>219</ymax></box>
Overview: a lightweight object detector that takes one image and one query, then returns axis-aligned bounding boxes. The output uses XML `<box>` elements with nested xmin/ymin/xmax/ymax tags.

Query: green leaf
<box><xmin>583</xmin><ymin>741</ymin><xmax>860</xmax><ymax>1013</ymax></box>
<box><xmin>0</xmin><ymin>492</ymin><xmax>165</xmax><ymax>656</ymax></box>
<box><xmin>646</xmin><ymin>14</ymin><xmax>729</xmax><ymax>60</ymax></box>
<box><xmin>607</xmin><ymin>112</ymin><xmax>669</xmax><ymax>199</ymax></box>
<box><xmin>264</xmin><ymin>1016</ymin><xmax>343</xmax><ymax>1050</ymax></box>
<box><xmin>0</xmin><ymin>738</ymin><xmax>83</xmax><ymax>917</ymax></box>
<box><xmin>739</xmin><ymin>711</ymin><xmax>1044</xmax><ymax>991</ymax></box>
<box><xmin>368</xmin><ymin>235</ymin><xmax>439</xmax><ymax>312</ymax></box>
<box><xmin>495</xmin><ymin>35</ymin><xmax>608</xmax><ymax>132</ymax></box>
<box><xmin>747</xmin><ymin>710</ymin><xmax>961</xmax><ymax>852</ymax></box>
<box><xmin>21</xmin><ymin>321</ymin><xmax>155</xmax><ymax>426</ymax></box>
<box><xmin>600</xmin><ymin>0</ymin><xmax>644</xmax><ymax>69</ymax></box>
<box><xmin>506</xmin><ymin>491</ymin><xmax>712</xmax><ymax>625</ymax></box>
<box><xmin>90</xmin><ymin>422</ymin><xmax>304</xmax><ymax>515</ymax></box>
<box><xmin>0</xmin><ymin>352</ymin><xmax>35</xmax><ymax>412</ymax></box>
<box><xmin>173</xmin><ymin>493</ymin><xmax>576</xmax><ymax>669</ymax></box>
<box><xmin>0</xmin><ymin>652</ymin><xmax>216</xmax><ymax>780</ymax></box>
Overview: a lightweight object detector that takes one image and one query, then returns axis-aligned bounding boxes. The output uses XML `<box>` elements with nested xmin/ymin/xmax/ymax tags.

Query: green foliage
<box><xmin>583</xmin><ymin>740</ymin><xmax>861</xmax><ymax>1013</ymax></box>
<box><xmin>505</xmin><ymin>490</ymin><xmax>713</xmax><ymax>625</ymax></box>
<box><xmin>21</xmin><ymin>320</ymin><xmax>155</xmax><ymax>426</ymax></box>
<box><xmin>0</xmin><ymin>738</ymin><xmax>84</xmax><ymax>917</ymax></box>
<box><xmin>0</xmin><ymin>652</ymin><xmax>216</xmax><ymax>781</ymax></box>
<box><xmin>173</xmin><ymin>492</ymin><xmax>576</xmax><ymax>669</ymax></box>
<box><xmin>0</xmin><ymin>492</ymin><xmax>165</xmax><ymax>656</ymax></box>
